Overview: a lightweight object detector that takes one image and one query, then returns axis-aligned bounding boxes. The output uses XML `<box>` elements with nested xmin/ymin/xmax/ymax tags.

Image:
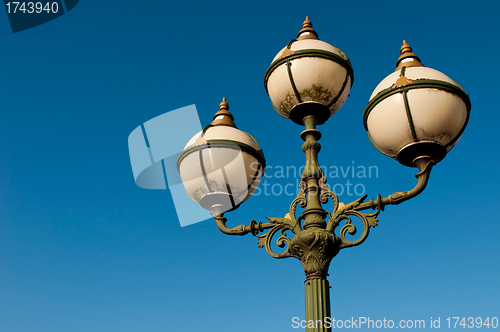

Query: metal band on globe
<box><xmin>264</xmin><ymin>49</ymin><xmax>354</xmax><ymax>94</ymax></box>
<box><xmin>176</xmin><ymin>140</ymin><xmax>266</xmax><ymax>172</ymax></box>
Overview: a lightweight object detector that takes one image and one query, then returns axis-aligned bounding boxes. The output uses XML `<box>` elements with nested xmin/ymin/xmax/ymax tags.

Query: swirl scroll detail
<box><xmin>319</xmin><ymin>173</ymin><xmax>339</xmax><ymax>214</ymax></box>
<box><xmin>337</xmin><ymin>209</ymin><xmax>380</xmax><ymax>248</ymax></box>
<box><xmin>257</xmin><ymin>217</ymin><xmax>298</xmax><ymax>259</ymax></box>
<box><xmin>323</xmin><ymin>194</ymin><xmax>381</xmax><ymax>248</ymax></box>
<box><xmin>289</xmin><ymin>180</ymin><xmax>307</xmax><ymax>227</ymax></box>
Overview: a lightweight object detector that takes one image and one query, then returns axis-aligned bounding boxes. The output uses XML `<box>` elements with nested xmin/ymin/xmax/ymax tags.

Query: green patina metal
<box><xmin>193</xmin><ymin>185</ymin><xmax>208</xmax><ymax>202</ymax></box>
<box><xmin>444</xmin><ymin>100</ymin><xmax>470</xmax><ymax>149</ymax></box>
<box><xmin>286</xmin><ymin>38</ymin><xmax>297</xmax><ymax>49</ymax></box>
<box><xmin>304</xmin><ymin>279</ymin><xmax>331</xmax><ymax>332</ymax></box>
<box><xmin>286</xmin><ymin>59</ymin><xmax>303</xmax><ymax>104</ymax></box>
<box><xmin>193</xmin><ymin>179</ymin><xmax>233</xmax><ymax>202</ymax></box>
<box><xmin>402</xmin><ymin>89</ymin><xmax>418</xmax><ymax>141</ymax></box>
<box><xmin>198</xmin><ymin>149</ymin><xmax>213</xmax><ymax>195</ymax></box>
<box><xmin>280</xmin><ymin>85</ymin><xmax>333</xmax><ymax>115</ymax></box>
<box><xmin>327</xmin><ymin>73</ymin><xmax>349</xmax><ymax>108</ymax></box>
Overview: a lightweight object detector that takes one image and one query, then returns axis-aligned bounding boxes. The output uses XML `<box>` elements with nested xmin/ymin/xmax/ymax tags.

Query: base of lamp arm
<box><xmin>354</xmin><ymin>156</ymin><xmax>434</xmax><ymax>212</ymax></box>
<box><xmin>213</xmin><ymin>213</ymin><xmax>274</xmax><ymax>236</ymax></box>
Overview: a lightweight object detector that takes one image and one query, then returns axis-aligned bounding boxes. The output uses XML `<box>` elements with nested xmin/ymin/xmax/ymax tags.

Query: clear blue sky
<box><xmin>0</xmin><ymin>1</ymin><xmax>498</xmax><ymax>331</ymax></box>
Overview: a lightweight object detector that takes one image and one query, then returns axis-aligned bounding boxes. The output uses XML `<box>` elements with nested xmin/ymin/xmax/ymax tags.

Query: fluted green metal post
<box><xmin>298</xmin><ymin>115</ymin><xmax>334</xmax><ymax>331</ymax></box>
<box><xmin>305</xmin><ymin>278</ymin><xmax>331</xmax><ymax>332</ymax></box>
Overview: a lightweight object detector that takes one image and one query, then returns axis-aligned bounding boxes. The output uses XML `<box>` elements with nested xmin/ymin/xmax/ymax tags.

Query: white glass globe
<box><xmin>264</xmin><ymin>17</ymin><xmax>353</xmax><ymax>125</ymax></box>
<box><xmin>363</xmin><ymin>42</ymin><xmax>470</xmax><ymax>167</ymax></box>
<box><xmin>177</xmin><ymin>99</ymin><xmax>265</xmax><ymax>213</ymax></box>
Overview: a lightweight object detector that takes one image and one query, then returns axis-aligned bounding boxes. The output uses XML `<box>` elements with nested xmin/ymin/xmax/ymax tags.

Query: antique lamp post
<box><xmin>177</xmin><ymin>17</ymin><xmax>470</xmax><ymax>332</ymax></box>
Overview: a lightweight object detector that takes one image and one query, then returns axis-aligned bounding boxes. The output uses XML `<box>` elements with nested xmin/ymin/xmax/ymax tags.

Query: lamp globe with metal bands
<box><xmin>264</xmin><ymin>16</ymin><xmax>354</xmax><ymax>125</ymax></box>
<box><xmin>177</xmin><ymin>97</ymin><xmax>266</xmax><ymax>215</ymax></box>
<box><xmin>363</xmin><ymin>40</ymin><xmax>471</xmax><ymax>167</ymax></box>
<box><xmin>177</xmin><ymin>17</ymin><xmax>470</xmax><ymax>332</ymax></box>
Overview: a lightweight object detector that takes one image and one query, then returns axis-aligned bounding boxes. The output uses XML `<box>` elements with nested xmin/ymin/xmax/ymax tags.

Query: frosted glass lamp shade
<box><xmin>177</xmin><ymin>99</ymin><xmax>265</xmax><ymax>213</ymax></box>
<box><xmin>363</xmin><ymin>44</ymin><xmax>470</xmax><ymax>167</ymax></box>
<box><xmin>264</xmin><ymin>18</ymin><xmax>353</xmax><ymax>125</ymax></box>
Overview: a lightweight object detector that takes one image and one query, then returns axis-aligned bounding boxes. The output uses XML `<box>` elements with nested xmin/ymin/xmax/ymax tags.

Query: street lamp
<box><xmin>177</xmin><ymin>17</ymin><xmax>470</xmax><ymax>332</ymax></box>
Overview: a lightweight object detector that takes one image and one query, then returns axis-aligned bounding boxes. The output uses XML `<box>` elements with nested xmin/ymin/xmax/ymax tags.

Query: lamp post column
<box><xmin>290</xmin><ymin>115</ymin><xmax>340</xmax><ymax>332</ymax></box>
<box><xmin>305</xmin><ymin>278</ymin><xmax>332</xmax><ymax>332</ymax></box>
<box><xmin>301</xmin><ymin>115</ymin><xmax>326</xmax><ymax>230</ymax></box>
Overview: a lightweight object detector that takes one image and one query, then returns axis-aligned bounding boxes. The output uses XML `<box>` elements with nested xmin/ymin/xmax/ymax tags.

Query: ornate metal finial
<box><xmin>219</xmin><ymin>97</ymin><xmax>229</xmax><ymax>113</ymax></box>
<box><xmin>211</xmin><ymin>97</ymin><xmax>237</xmax><ymax>127</ymax></box>
<box><xmin>297</xmin><ymin>16</ymin><xmax>319</xmax><ymax>40</ymax></box>
<box><xmin>400</xmin><ymin>40</ymin><xmax>413</xmax><ymax>54</ymax></box>
<box><xmin>395</xmin><ymin>40</ymin><xmax>424</xmax><ymax>71</ymax></box>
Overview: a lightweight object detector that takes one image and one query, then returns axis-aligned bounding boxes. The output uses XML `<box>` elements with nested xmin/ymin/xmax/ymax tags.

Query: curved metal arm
<box><xmin>212</xmin><ymin>178</ymin><xmax>306</xmax><ymax>238</ymax></box>
<box><xmin>214</xmin><ymin>214</ymin><xmax>274</xmax><ymax>236</ymax></box>
<box><xmin>323</xmin><ymin>157</ymin><xmax>434</xmax><ymax>250</ymax></box>
<box><xmin>354</xmin><ymin>157</ymin><xmax>435</xmax><ymax>212</ymax></box>
<box><xmin>213</xmin><ymin>213</ymin><xmax>299</xmax><ymax>260</ymax></box>
<box><xmin>212</xmin><ymin>187</ymin><xmax>306</xmax><ymax>259</ymax></box>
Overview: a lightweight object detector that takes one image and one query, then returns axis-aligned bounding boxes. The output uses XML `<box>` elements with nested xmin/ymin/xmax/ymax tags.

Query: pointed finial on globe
<box><xmin>400</xmin><ymin>40</ymin><xmax>413</xmax><ymax>54</ymax></box>
<box><xmin>211</xmin><ymin>97</ymin><xmax>237</xmax><ymax>127</ymax></box>
<box><xmin>395</xmin><ymin>40</ymin><xmax>424</xmax><ymax>71</ymax></box>
<box><xmin>297</xmin><ymin>16</ymin><xmax>318</xmax><ymax>40</ymax></box>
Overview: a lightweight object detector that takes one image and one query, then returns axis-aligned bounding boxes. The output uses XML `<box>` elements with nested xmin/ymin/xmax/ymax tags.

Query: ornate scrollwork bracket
<box><xmin>213</xmin><ymin>181</ymin><xmax>307</xmax><ymax>261</ymax></box>
<box><xmin>256</xmin><ymin>180</ymin><xmax>307</xmax><ymax>259</ymax></box>
<box><xmin>326</xmin><ymin>194</ymin><xmax>381</xmax><ymax>249</ymax></box>
<box><xmin>317</xmin><ymin>172</ymin><xmax>381</xmax><ymax>250</ymax></box>
<box><xmin>212</xmin><ymin>147</ymin><xmax>435</xmax><ymax>279</ymax></box>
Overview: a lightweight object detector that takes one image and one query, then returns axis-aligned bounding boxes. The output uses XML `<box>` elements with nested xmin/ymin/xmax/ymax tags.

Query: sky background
<box><xmin>0</xmin><ymin>1</ymin><xmax>499</xmax><ymax>331</ymax></box>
